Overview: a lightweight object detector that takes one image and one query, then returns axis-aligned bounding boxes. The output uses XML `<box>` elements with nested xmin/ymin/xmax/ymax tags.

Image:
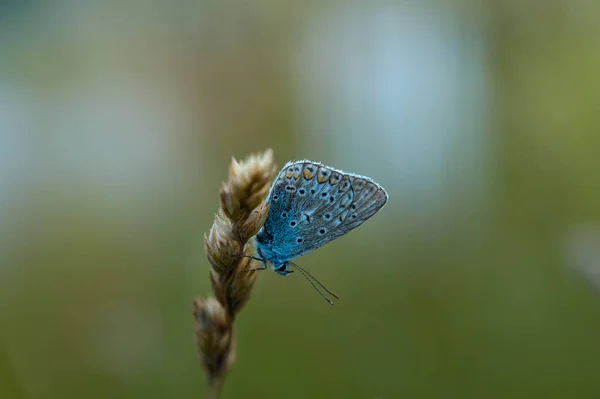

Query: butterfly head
<box><xmin>274</xmin><ymin>262</ymin><xmax>293</xmax><ymax>276</ymax></box>
<box><xmin>255</xmin><ymin>232</ymin><xmax>289</xmax><ymax>275</ymax></box>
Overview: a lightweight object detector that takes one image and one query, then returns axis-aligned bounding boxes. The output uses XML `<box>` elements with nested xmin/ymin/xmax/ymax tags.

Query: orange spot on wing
<box><xmin>303</xmin><ymin>168</ymin><xmax>315</xmax><ymax>179</ymax></box>
<box><xmin>317</xmin><ymin>168</ymin><xmax>330</xmax><ymax>183</ymax></box>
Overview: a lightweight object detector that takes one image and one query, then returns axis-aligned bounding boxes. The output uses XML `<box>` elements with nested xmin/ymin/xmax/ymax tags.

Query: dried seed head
<box><xmin>194</xmin><ymin>149</ymin><xmax>277</xmax><ymax>396</ymax></box>
<box><xmin>204</xmin><ymin>206</ymin><xmax>265</xmax><ymax>315</ymax></box>
<box><xmin>205</xmin><ymin>213</ymin><xmax>242</xmax><ymax>275</ymax></box>
<box><xmin>236</xmin><ymin>202</ymin><xmax>270</xmax><ymax>242</ymax></box>
<box><xmin>208</xmin><ymin>254</ymin><xmax>258</xmax><ymax>315</ymax></box>
<box><xmin>220</xmin><ymin>149</ymin><xmax>276</xmax><ymax>221</ymax></box>
<box><xmin>192</xmin><ymin>297</ymin><xmax>235</xmax><ymax>381</ymax></box>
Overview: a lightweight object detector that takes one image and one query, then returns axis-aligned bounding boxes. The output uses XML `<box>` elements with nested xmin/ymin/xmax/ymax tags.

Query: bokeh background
<box><xmin>2</xmin><ymin>1</ymin><xmax>600</xmax><ymax>398</ymax></box>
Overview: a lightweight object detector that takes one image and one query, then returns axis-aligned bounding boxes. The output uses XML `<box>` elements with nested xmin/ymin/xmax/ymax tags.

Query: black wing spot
<box><xmin>310</xmin><ymin>189</ymin><xmax>316</xmax><ymax>195</ymax></box>
<box><xmin>351</xmin><ymin>214</ymin><xmax>357</xmax><ymax>219</ymax></box>
<box><xmin>286</xmin><ymin>186</ymin><xmax>296</xmax><ymax>191</ymax></box>
<box><xmin>282</xmin><ymin>212</ymin><xmax>287</xmax><ymax>218</ymax></box>
<box><xmin>324</xmin><ymin>213</ymin><xmax>331</xmax><ymax>219</ymax></box>
<box><xmin>329</xmin><ymin>196</ymin><xmax>334</xmax><ymax>203</ymax></box>
<box><xmin>351</xmin><ymin>204</ymin><xmax>356</xmax><ymax>209</ymax></box>
<box><xmin>297</xmin><ymin>238</ymin><xmax>303</xmax><ymax>243</ymax></box>
<box><xmin>290</xmin><ymin>221</ymin><xmax>297</xmax><ymax>227</ymax></box>
<box><xmin>273</xmin><ymin>195</ymin><xmax>279</xmax><ymax>201</ymax></box>
<box><xmin>319</xmin><ymin>228</ymin><xmax>327</xmax><ymax>235</ymax></box>
<box><xmin>321</xmin><ymin>192</ymin><xmax>328</xmax><ymax>197</ymax></box>
<box><xmin>299</xmin><ymin>189</ymin><xmax>305</xmax><ymax>195</ymax></box>
<box><xmin>304</xmin><ymin>214</ymin><xmax>311</xmax><ymax>223</ymax></box>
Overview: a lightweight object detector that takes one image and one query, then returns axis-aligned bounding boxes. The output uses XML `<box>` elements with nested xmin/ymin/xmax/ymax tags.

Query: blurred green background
<box><xmin>1</xmin><ymin>0</ymin><xmax>600</xmax><ymax>398</ymax></box>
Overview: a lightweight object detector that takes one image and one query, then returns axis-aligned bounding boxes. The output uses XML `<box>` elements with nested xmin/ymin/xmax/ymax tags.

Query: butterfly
<box><xmin>252</xmin><ymin>160</ymin><xmax>388</xmax><ymax>305</ymax></box>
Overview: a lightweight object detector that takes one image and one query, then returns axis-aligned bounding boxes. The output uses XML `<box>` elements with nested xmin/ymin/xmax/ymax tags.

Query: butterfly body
<box><xmin>255</xmin><ymin>160</ymin><xmax>388</xmax><ymax>277</ymax></box>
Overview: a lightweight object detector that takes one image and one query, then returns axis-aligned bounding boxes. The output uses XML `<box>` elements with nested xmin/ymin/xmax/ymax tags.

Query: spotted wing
<box><xmin>265</xmin><ymin>160</ymin><xmax>388</xmax><ymax>261</ymax></box>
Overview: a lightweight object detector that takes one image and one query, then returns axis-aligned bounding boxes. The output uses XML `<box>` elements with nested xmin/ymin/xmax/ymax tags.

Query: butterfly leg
<box><xmin>250</xmin><ymin>264</ymin><xmax>268</xmax><ymax>271</ymax></box>
<box><xmin>238</xmin><ymin>255</ymin><xmax>266</xmax><ymax>263</ymax></box>
<box><xmin>235</xmin><ymin>254</ymin><xmax>269</xmax><ymax>272</ymax></box>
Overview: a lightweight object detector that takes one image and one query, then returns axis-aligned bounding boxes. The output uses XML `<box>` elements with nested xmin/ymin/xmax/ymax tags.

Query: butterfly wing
<box><xmin>264</xmin><ymin>161</ymin><xmax>388</xmax><ymax>261</ymax></box>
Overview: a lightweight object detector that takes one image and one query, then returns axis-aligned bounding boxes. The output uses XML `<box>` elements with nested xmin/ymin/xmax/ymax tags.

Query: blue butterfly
<box><xmin>252</xmin><ymin>160</ymin><xmax>388</xmax><ymax>304</ymax></box>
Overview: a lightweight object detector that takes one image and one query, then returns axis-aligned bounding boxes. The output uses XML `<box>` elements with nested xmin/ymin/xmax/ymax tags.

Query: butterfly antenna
<box><xmin>291</xmin><ymin>265</ymin><xmax>334</xmax><ymax>306</ymax></box>
<box><xmin>288</xmin><ymin>262</ymin><xmax>339</xmax><ymax>305</ymax></box>
<box><xmin>289</xmin><ymin>262</ymin><xmax>339</xmax><ymax>299</ymax></box>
